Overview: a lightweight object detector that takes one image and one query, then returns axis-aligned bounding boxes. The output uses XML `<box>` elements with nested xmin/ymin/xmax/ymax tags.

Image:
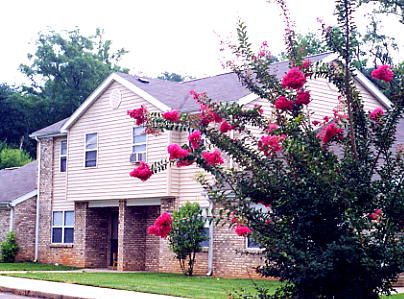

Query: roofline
<box><xmin>236</xmin><ymin>53</ymin><xmax>393</xmax><ymax>108</ymax></box>
<box><xmin>9</xmin><ymin>190</ymin><xmax>38</xmax><ymax>207</ymax></box>
<box><xmin>29</xmin><ymin>132</ymin><xmax>67</xmax><ymax>139</ymax></box>
<box><xmin>61</xmin><ymin>73</ymin><xmax>171</xmax><ymax>132</ymax></box>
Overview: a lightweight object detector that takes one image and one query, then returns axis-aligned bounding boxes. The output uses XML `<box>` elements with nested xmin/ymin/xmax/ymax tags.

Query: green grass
<box><xmin>0</xmin><ymin>262</ymin><xmax>77</xmax><ymax>271</ymax></box>
<box><xmin>6</xmin><ymin>272</ymin><xmax>280</xmax><ymax>298</ymax></box>
<box><xmin>3</xmin><ymin>272</ymin><xmax>403</xmax><ymax>299</ymax></box>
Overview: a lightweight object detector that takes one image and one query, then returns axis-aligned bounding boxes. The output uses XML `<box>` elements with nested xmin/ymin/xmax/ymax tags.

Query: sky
<box><xmin>0</xmin><ymin>0</ymin><xmax>402</xmax><ymax>85</ymax></box>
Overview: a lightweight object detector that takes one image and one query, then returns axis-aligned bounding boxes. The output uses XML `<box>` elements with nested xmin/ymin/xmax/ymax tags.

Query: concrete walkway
<box><xmin>0</xmin><ymin>276</ymin><xmax>183</xmax><ymax>299</ymax></box>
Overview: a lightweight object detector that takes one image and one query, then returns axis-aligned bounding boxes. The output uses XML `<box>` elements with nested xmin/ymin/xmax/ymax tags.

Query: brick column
<box><xmin>37</xmin><ymin>138</ymin><xmax>54</xmax><ymax>263</ymax></box>
<box><xmin>117</xmin><ymin>200</ymin><xmax>127</xmax><ymax>271</ymax></box>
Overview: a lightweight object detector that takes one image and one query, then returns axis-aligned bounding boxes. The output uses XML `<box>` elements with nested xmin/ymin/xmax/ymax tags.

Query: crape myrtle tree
<box><xmin>127</xmin><ymin>0</ymin><xmax>403</xmax><ymax>298</ymax></box>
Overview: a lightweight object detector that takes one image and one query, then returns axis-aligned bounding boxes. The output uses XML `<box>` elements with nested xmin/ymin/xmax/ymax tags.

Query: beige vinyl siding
<box><xmin>52</xmin><ymin>137</ymin><xmax>73</xmax><ymax>210</ymax></box>
<box><xmin>307</xmin><ymin>78</ymin><xmax>381</xmax><ymax>121</ymax></box>
<box><xmin>66</xmin><ymin>81</ymin><xmax>170</xmax><ymax>202</ymax></box>
<box><xmin>168</xmin><ymin>131</ymin><xmax>182</xmax><ymax>196</ymax></box>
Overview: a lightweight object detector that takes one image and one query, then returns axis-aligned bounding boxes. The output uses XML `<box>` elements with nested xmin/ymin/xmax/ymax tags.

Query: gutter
<box><xmin>8</xmin><ymin>204</ymin><xmax>14</xmax><ymax>232</ymax></box>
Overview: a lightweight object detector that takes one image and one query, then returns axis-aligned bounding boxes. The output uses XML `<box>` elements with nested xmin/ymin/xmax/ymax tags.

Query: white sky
<box><xmin>0</xmin><ymin>0</ymin><xmax>402</xmax><ymax>85</ymax></box>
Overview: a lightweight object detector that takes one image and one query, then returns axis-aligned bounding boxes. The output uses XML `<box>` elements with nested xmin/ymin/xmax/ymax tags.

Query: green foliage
<box><xmin>0</xmin><ymin>232</ymin><xmax>19</xmax><ymax>263</ymax></box>
<box><xmin>157</xmin><ymin>72</ymin><xmax>188</xmax><ymax>82</ymax></box>
<box><xmin>169</xmin><ymin>202</ymin><xmax>207</xmax><ymax>276</ymax></box>
<box><xmin>279</xmin><ymin>32</ymin><xmax>329</xmax><ymax>60</ymax></box>
<box><xmin>0</xmin><ymin>147</ymin><xmax>31</xmax><ymax>169</ymax></box>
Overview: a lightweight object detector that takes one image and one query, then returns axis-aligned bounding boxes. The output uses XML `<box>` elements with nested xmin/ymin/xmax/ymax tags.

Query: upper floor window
<box><xmin>52</xmin><ymin>211</ymin><xmax>74</xmax><ymax>244</ymax></box>
<box><xmin>131</xmin><ymin>126</ymin><xmax>147</xmax><ymax>162</ymax></box>
<box><xmin>60</xmin><ymin>140</ymin><xmax>67</xmax><ymax>172</ymax></box>
<box><xmin>85</xmin><ymin>133</ymin><xmax>98</xmax><ymax>167</ymax></box>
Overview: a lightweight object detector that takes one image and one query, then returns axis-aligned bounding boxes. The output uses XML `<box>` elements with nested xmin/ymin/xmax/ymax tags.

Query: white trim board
<box><xmin>87</xmin><ymin>198</ymin><xmax>161</xmax><ymax>208</ymax></box>
<box><xmin>61</xmin><ymin>73</ymin><xmax>170</xmax><ymax>132</ymax></box>
<box><xmin>10</xmin><ymin>190</ymin><xmax>38</xmax><ymax>207</ymax></box>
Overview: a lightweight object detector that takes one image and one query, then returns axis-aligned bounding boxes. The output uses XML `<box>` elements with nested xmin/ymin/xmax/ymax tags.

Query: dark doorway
<box><xmin>110</xmin><ymin>212</ymin><xmax>119</xmax><ymax>268</ymax></box>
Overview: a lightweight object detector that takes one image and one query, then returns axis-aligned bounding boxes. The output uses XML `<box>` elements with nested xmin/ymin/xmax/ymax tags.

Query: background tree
<box><xmin>278</xmin><ymin>32</ymin><xmax>329</xmax><ymax>60</ymax></box>
<box><xmin>157</xmin><ymin>71</ymin><xmax>195</xmax><ymax>82</ymax></box>
<box><xmin>0</xmin><ymin>147</ymin><xmax>32</xmax><ymax>169</ymax></box>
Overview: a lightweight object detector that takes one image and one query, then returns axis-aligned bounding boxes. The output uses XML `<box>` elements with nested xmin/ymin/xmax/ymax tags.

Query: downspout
<box><xmin>8</xmin><ymin>204</ymin><xmax>14</xmax><ymax>232</ymax></box>
<box><xmin>34</xmin><ymin>138</ymin><xmax>41</xmax><ymax>262</ymax></box>
<box><xmin>205</xmin><ymin>192</ymin><xmax>214</xmax><ymax>276</ymax></box>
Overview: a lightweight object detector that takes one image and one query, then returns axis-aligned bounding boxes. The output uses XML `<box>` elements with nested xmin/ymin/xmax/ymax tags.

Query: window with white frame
<box><xmin>199</xmin><ymin>206</ymin><xmax>211</xmax><ymax>248</ymax></box>
<box><xmin>246</xmin><ymin>203</ymin><xmax>269</xmax><ymax>249</ymax></box>
<box><xmin>132</xmin><ymin>126</ymin><xmax>147</xmax><ymax>162</ymax></box>
<box><xmin>85</xmin><ymin>133</ymin><xmax>98</xmax><ymax>167</ymax></box>
<box><xmin>60</xmin><ymin>140</ymin><xmax>67</xmax><ymax>172</ymax></box>
<box><xmin>52</xmin><ymin>211</ymin><xmax>74</xmax><ymax>243</ymax></box>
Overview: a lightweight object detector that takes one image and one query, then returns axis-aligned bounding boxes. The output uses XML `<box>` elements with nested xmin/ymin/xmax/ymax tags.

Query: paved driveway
<box><xmin>0</xmin><ymin>293</ymin><xmax>37</xmax><ymax>298</ymax></box>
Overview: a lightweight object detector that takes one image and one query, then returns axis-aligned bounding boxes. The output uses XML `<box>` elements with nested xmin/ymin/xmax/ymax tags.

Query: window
<box><xmin>199</xmin><ymin>206</ymin><xmax>211</xmax><ymax>248</ymax></box>
<box><xmin>85</xmin><ymin>133</ymin><xmax>98</xmax><ymax>167</ymax></box>
<box><xmin>52</xmin><ymin>211</ymin><xmax>74</xmax><ymax>244</ymax></box>
<box><xmin>131</xmin><ymin>126</ymin><xmax>147</xmax><ymax>162</ymax></box>
<box><xmin>60</xmin><ymin>140</ymin><xmax>67</xmax><ymax>172</ymax></box>
<box><xmin>246</xmin><ymin>203</ymin><xmax>269</xmax><ymax>249</ymax></box>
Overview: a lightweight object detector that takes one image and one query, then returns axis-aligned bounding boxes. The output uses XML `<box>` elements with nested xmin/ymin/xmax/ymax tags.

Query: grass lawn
<box><xmin>4</xmin><ymin>272</ymin><xmax>404</xmax><ymax>299</ymax></box>
<box><xmin>0</xmin><ymin>262</ymin><xmax>77</xmax><ymax>271</ymax></box>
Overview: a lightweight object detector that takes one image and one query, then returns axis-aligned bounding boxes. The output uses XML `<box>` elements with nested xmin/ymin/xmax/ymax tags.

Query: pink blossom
<box><xmin>369</xmin><ymin>107</ymin><xmax>385</xmax><ymax>121</ymax></box>
<box><xmin>317</xmin><ymin>123</ymin><xmax>344</xmax><ymax>144</ymax></box>
<box><xmin>371</xmin><ymin>65</ymin><xmax>394</xmax><ymax>82</ymax></box>
<box><xmin>189</xmin><ymin>90</ymin><xmax>207</xmax><ymax>101</ymax></box>
<box><xmin>220</xmin><ymin>121</ymin><xmax>234</xmax><ymax>133</ymax></box>
<box><xmin>258</xmin><ymin>134</ymin><xmax>286</xmax><ymax>156</ymax></box>
<box><xmin>300</xmin><ymin>59</ymin><xmax>311</xmax><ymax>70</ymax></box>
<box><xmin>176</xmin><ymin>159</ymin><xmax>194</xmax><ymax>167</ymax></box>
<box><xmin>267</xmin><ymin>123</ymin><xmax>279</xmax><ymax>133</ymax></box>
<box><xmin>281</xmin><ymin>67</ymin><xmax>307</xmax><ymax>89</ymax></box>
<box><xmin>202</xmin><ymin>149</ymin><xmax>224</xmax><ymax>166</ymax></box>
<box><xmin>163</xmin><ymin>110</ymin><xmax>181</xmax><ymax>122</ymax></box>
<box><xmin>167</xmin><ymin>144</ymin><xmax>189</xmax><ymax>160</ymax></box>
<box><xmin>254</xmin><ymin>104</ymin><xmax>264</xmax><ymax>115</ymax></box>
<box><xmin>295</xmin><ymin>91</ymin><xmax>311</xmax><ymax>106</ymax></box>
<box><xmin>129</xmin><ymin>162</ymin><xmax>153</xmax><ymax>181</ymax></box>
<box><xmin>200</xmin><ymin>104</ymin><xmax>223</xmax><ymax>125</ymax></box>
<box><xmin>127</xmin><ymin>106</ymin><xmax>148</xmax><ymax>126</ymax></box>
<box><xmin>235</xmin><ymin>225</ymin><xmax>252</xmax><ymax>237</ymax></box>
<box><xmin>188</xmin><ymin>131</ymin><xmax>202</xmax><ymax>149</ymax></box>
<box><xmin>147</xmin><ymin>212</ymin><xmax>173</xmax><ymax>238</ymax></box>
<box><xmin>275</xmin><ymin>96</ymin><xmax>294</xmax><ymax>111</ymax></box>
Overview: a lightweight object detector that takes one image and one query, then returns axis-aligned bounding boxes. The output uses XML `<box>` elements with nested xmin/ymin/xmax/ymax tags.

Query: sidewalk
<box><xmin>0</xmin><ymin>276</ymin><xmax>183</xmax><ymax>299</ymax></box>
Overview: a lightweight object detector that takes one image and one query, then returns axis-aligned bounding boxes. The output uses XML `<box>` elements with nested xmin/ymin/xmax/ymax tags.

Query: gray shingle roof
<box><xmin>0</xmin><ymin>161</ymin><xmax>37</xmax><ymax>204</ymax></box>
<box><xmin>30</xmin><ymin>118</ymin><xmax>69</xmax><ymax>138</ymax></box>
<box><xmin>27</xmin><ymin>52</ymin><xmax>346</xmax><ymax>137</ymax></box>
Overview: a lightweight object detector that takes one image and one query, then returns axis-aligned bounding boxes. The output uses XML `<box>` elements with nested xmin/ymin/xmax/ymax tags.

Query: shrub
<box><xmin>148</xmin><ymin>202</ymin><xmax>207</xmax><ymax>276</ymax></box>
<box><xmin>0</xmin><ymin>232</ymin><xmax>19</xmax><ymax>263</ymax></box>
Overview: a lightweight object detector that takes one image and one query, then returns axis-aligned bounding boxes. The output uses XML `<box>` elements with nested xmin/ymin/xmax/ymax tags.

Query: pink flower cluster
<box><xmin>188</xmin><ymin>131</ymin><xmax>202</xmax><ymax>149</ymax></box>
<box><xmin>167</xmin><ymin>144</ymin><xmax>189</xmax><ymax>160</ymax></box>
<box><xmin>129</xmin><ymin>162</ymin><xmax>153</xmax><ymax>181</ymax></box>
<box><xmin>258</xmin><ymin>134</ymin><xmax>286</xmax><ymax>156</ymax></box>
<box><xmin>317</xmin><ymin>123</ymin><xmax>344</xmax><ymax>144</ymax></box>
<box><xmin>235</xmin><ymin>225</ymin><xmax>252</xmax><ymax>237</ymax></box>
<box><xmin>127</xmin><ymin>105</ymin><xmax>147</xmax><ymax>126</ymax></box>
<box><xmin>202</xmin><ymin>149</ymin><xmax>224</xmax><ymax>166</ymax></box>
<box><xmin>369</xmin><ymin>208</ymin><xmax>382</xmax><ymax>221</ymax></box>
<box><xmin>200</xmin><ymin>104</ymin><xmax>223</xmax><ymax>125</ymax></box>
<box><xmin>220</xmin><ymin>121</ymin><xmax>234</xmax><ymax>133</ymax></box>
<box><xmin>371</xmin><ymin>65</ymin><xmax>394</xmax><ymax>82</ymax></box>
<box><xmin>281</xmin><ymin>67</ymin><xmax>307</xmax><ymax>89</ymax></box>
<box><xmin>274</xmin><ymin>91</ymin><xmax>311</xmax><ymax>111</ymax></box>
<box><xmin>147</xmin><ymin>212</ymin><xmax>173</xmax><ymax>238</ymax></box>
<box><xmin>163</xmin><ymin>110</ymin><xmax>181</xmax><ymax>122</ymax></box>
<box><xmin>369</xmin><ymin>107</ymin><xmax>385</xmax><ymax>121</ymax></box>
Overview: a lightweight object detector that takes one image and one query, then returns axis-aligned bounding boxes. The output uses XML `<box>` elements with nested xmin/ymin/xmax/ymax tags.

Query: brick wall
<box><xmin>145</xmin><ymin>206</ymin><xmax>160</xmax><ymax>271</ymax></box>
<box><xmin>14</xmin><ymin>196</ymin><xmax>37</xmax><ymax>261</ymax></box>
<box><xmin>0</xmin><ymin>208</ymin><xmax>10</xmax><ymax>243</ymax></box>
